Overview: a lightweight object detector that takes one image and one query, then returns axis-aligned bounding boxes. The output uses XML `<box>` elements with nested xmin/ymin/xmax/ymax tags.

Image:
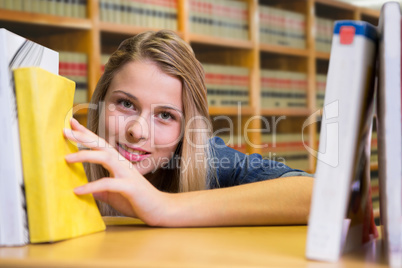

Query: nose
<box><xmin>126</xmin><ymin>115</ymin><xmax>149</xmax><ymax>143</ymax></box>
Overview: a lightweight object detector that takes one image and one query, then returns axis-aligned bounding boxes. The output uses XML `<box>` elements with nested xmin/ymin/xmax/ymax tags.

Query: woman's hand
<box><xmin>63</xmin><ymin>118</ymin><xmax>170</xmax><ymax>226</ymax></box>
<box><xmin>63</xmin><ymin>118</ymin><xmax>313</xmax><ymax>227</ymax></box>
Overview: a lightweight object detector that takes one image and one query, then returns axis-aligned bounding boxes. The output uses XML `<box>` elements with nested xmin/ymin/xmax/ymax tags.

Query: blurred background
<box><xmin>339</xmin><ymin>0</ymin><xmax>399</xmax><ymax>10</ymax></box>
<box><xmin>0</xmin><ymin>0</ymin><xmax>382</xmax><ymax>224</ymax></box>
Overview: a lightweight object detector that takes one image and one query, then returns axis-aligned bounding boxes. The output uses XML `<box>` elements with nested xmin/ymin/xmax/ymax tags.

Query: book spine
<box><xmin>0</xmin><ymin>33</ymin><xmax>28</xmax><ymax>246</ymax></box>
<box><xmin>306</xmin><ymin>21</ymin><xmax>377</xmax><ymax>261</ymax></box>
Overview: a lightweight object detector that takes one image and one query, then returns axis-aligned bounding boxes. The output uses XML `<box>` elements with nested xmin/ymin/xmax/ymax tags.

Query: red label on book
<box><xmin>340</xmin><ymin>26</ymin><xmax>355</xmax><ymax>45</ymax></box>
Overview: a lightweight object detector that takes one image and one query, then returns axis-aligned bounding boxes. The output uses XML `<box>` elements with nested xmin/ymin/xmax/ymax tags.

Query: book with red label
<box><xmin>306</xmin><ymin>20</ymin><xmax>378</xmax><ymax>262</ymax></box>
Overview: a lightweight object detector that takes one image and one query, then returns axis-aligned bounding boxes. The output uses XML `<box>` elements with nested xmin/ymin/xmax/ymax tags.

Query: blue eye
<box><xmin>159</xmin><ymin>112</ymin><xmax>174</xmax><ymax>120</ymax></box>
<box><xmin>118</xmin><ymin>99</ymin><xmax>134</xmax><ymax>109</ymax></box>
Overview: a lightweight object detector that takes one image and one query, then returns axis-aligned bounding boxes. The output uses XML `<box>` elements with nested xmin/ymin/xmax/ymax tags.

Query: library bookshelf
<box><xmin>0</xmin><ymin>0</ymin><xmax>380</xmax><ymax>175</ymax></box>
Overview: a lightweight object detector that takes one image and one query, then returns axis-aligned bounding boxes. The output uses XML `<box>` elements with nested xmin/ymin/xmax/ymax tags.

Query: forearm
<box><xmin>157</xmin><ymin>176</ymin><xmax>314</xmax><ymax>227</ymax></box>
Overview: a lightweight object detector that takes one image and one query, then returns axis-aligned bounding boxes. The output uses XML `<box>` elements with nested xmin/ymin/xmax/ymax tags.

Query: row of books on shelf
<box><xmin>99</xmin><ymin>0</ymin><xmax>177</xmax><ymax>30</ymax></box>
<box><xmin>203</xmin><ymin>63</ymin><xmax>249</xmax><ymax>107</ymax></box>
<box><xmin>59</xmin><ymin>51</ymin><xmax>88</xmax><ymax>104</ymax></box>
<box><xmin>0</xmin><ymin>0</ymin><xmax>367</xmax><ymax>56</ymax></box>
<box><xmin>259</xmin><ymin>5</ymin><xmax>306</xmax><ymax>49</ymax></box>
<box><xmin>101</xmin><ymin>53</ymin><xmax>110</xmax><ymax>73</ymax></box>
<box><xmin>87</xmin><ymin>54</ymin><xmax>330</xmax><ymax>110</ymax></box>
<box><xmin>261</xmin><ymin>69</ymin><xmax>307</xmax><ymax>108</ymax></box>
<box><xmin>315</xmin><ymin>17</ymin><xmax>335</xmax><ymax>53</ymax></box>
<box><xmin>189</xmin><ymin>0</ymin><xmax>249</xmax><ymax>40</ymax></box>
<box><xmin>0</xmin><ymin>0</ymin><xmax>87</xmax><ymax>18</ymax></box>
<box><xmin>0</xmin><ymin>29</ymin><xmax>105</xmax><ymax>247</ymax></box>
<box><xmin>204</xmin><ymin>64</ymin><xmax>329</xmax><ymax>109</ymax></box>
<box><xmin>261</xmin><ymin>133</ymin><xmax>309</xmax><ymax>170</ymax></box>
<box><xmin>316</xmin><ymin>73</ymin><xmax>327</xmax><ymax>108</ymax></box>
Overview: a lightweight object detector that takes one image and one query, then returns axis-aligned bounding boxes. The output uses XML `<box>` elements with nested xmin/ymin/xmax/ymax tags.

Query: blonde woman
<box><xmin>64</xmin><ymin>30</ymin><xmax>314</xmax><ymax>227</ymax></box>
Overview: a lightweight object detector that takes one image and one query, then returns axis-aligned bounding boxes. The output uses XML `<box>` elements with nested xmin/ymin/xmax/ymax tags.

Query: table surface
<box><xmin>0</xmin><ymin>217</ymin><xmax>388</xmax><ymax>268</ymax></box>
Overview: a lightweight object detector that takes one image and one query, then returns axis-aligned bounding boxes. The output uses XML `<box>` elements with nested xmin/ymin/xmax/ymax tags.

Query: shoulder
<box><xmin>207</xmin><ymin>136</ymin><xmax>310</xmax><ymax>188</ymax></box>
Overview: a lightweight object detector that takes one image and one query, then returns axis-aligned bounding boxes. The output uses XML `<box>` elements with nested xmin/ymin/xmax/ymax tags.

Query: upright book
<box><xmin>376</xmin><ymin>2</ymin><xmax>402</xmax><ymax>266</ymax></box>
<box><xmin>0</xmin><ymin>28</ymin><xmax>59</xmax><ymax>247</ymax></box>
<box><xmin>14</xmin><ymin>67</ymin><xmax>106</xmax><ymax>243</ymax></box>
<box><xmin>306</xmin><ymin>21</ymin><xmax>378</xmax><ymax>262</ymax></box>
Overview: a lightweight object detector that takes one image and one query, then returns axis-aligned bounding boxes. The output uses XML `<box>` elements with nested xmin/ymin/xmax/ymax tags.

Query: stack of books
<box><xmin>0</xmin><ymin>0</ymin><xmax>87</xmax><ymax>18</ymax></box>
<box><xmin>315</xmin><ymin>73</ymin><xmax>327</xmax><ymax>109</ymax></box>
<box><xmin>189</xmin><ymin>0</ymin><xmax>249</xmax><ymax>40</ymax></box>
<box><xmin>99</xmin><ymin>0</ymin><xmax>177</xmax><ymax>30</ymax></box>
<box><xmin>259</xmin><ymin>5</ymin><xmax>306</xmax><ymax>49</ymax></box>
<box><xmin>101</xmin><ymin>53</ymin><xmax>111</xmax><ymax>74</ymax></box>
<box><xmin>204</xmin><ymin>63</ymin><xmax>249</xmax><ymax>107</ymax></box>
<box><xmin>260</xmin><ymin>69</ymin><xmax>307</xmax><ymax>109</ymax></box>
<box><xmin>315</xmin><ymin>17</ymin><xmax>335</xmax><ymax>53</ymax></box>
<box><xmin>59</xmin><ymin>51</ymin><xmax>88</xmax><ymax>104</ymax></box>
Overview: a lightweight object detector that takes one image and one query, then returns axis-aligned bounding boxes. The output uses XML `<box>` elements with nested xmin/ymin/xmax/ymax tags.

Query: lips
<box><xmin>117</xmin><ymin>143</ymin><xmax>151</xmax><ymax>162</ymax></box>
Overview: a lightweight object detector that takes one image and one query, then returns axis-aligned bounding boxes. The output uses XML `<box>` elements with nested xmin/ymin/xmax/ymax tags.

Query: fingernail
<box><xmin>74</xmin><ymin>186</ymin><xmax>84</xmax><ymax>194</ymax></box>
<box><xmin>65</xmin><ymin>154</ymin><xmax>73</xmax><ymax>161</ymax></box>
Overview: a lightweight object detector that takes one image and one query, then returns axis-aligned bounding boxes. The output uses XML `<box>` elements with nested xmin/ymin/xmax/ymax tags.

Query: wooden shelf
<box><xmin>314</xmin><ymin>0</ymin><xmax>356</xmax><ymax>10</ymax></box>
<box><xmin>359</xmin><ymin>7</ymin><xmax>381</xmax><ymax>18</ymax></box>
<box><xmin>260</xmin><ymin>44</ymin><xmax>309</xmax><ymax>57</ymax></box>
<box><xmin>72</xmin><ymin>105</ymin><xmax>88</xmax><ymax>116</ymax></box>
<box><xmin>189</xmin><ymin>33</ymin><xmax>254</xmax><ymax>50</ymax></box>
<box><xmin>0</xmin><ymin>9</ymin><xmax>91</xmax><ymax>30</ymax></box>
<box><xmin>261</xmin><ymin>108</ymin><xmax>312</xmax><ymax>117</ymax></box>
<box><xmin>370</xmin><ymin>162</ymin><xmax>378</xmax><ymax>171</ymax></box>
<box><xmin>209</xmin><ymin>106</ymin><xmax>255</xmax><ymax>116</ymax></box>
<box><xmin>315</xmin><ymin>51</ymin><xmax>331</xmax><ymax>60</ymax></box>
<box><xmin>100</xmin><ymin>22</ymin><xmax>183</xmax><ymax>38</ymax></box>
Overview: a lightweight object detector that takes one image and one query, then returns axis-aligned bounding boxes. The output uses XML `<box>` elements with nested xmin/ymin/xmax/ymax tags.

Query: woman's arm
<box><xmin>158</xmin><ymin>176</ymin><xmax>314</xmax><ymax>227</ymax></box>
<box><xmin>65</xmin><ymin>118</ymin><xmax>314</xmax><ymax>227</ymax></box>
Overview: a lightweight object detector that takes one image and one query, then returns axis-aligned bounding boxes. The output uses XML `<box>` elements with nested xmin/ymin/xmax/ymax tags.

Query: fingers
<box><xmin>66</xmin><ymin>149</ymin><xmax>131</xmax><ymax>177</ymax></box>
<box><xmin>65</xmin><ymin>119</ymin><xmax>140</xmax><ymax>178</ymax></box>
<box><xmin>74</xmin><ymin>178</ymin><xmax>133</xmax><ymax>198</ymax></box>
<box><xmin>74</xmin><ymin>178</ymin><xmax>112</xmax><ymax>194</ymax></box>
<box><xmin>75</xmin><ymin>178</ymin><xmax>138</xmax><ymax>217</ymax></box>
<box><xmin>70</xmin><ymin>117</ymin><xmax>86</xmax><ymax>131</ymax></box>
<box><xmin>64</xmin><ymin>119</ymin><xmax>109</xmax><ymax>150</ymax></box>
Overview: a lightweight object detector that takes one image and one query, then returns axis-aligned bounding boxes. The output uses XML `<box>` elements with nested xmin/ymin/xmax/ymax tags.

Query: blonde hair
<box><xmin>86</xmin><ymin>30</ymin><xmax>217</xmax><ymax>215</ymax></box>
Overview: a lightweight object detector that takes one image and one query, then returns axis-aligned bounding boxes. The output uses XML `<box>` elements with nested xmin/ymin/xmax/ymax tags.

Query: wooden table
<box><xmin>0</xmin><ymin>217</ymin><xmax>388</xmax><ymax>268</ymax></box>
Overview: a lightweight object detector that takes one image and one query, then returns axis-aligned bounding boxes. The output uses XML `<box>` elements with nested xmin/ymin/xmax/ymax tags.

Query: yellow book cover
<box><xmin>14</xmin><ymin>67</ymin><xmax>106</xmax><ymax>243</ymax></box>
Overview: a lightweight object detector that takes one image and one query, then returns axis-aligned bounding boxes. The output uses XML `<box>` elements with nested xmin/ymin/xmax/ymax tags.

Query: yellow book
<box><xmin>14</xmin><ymin>67</ymin><xmax>106</xmax><ymax>243</ymax></box>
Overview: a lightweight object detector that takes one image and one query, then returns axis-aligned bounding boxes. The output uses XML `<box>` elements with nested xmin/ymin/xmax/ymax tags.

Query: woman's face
<box><xmin>102</xmin><ymin>60</ymin><xmax>183</xmax><ymax>176</ymax></box>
